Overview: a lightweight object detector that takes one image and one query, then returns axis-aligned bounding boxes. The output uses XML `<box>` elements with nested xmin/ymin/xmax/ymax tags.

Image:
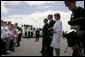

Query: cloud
<box><xmin>4</xmin><ymin>1</ymin><xmax>52</xmax><ymax>5</ymax></box>
<box><xmin>5</xmin><ymin>1</ymin><xmax>34</xmax><ymax>14</ymax></box>
<box><xmin>76</xmin><ymin>1</ymin><xmax>84</xmax><ymax>8</ymax></box>
<box><xmin>1</xmin><ymin>1</ymin><xmax>68</xmax><ymax>16</ymax></box>
<box><xmin>6</xmin><ymin>1</ymin><xmax>21</xmax><ymax>5</ymax></box>
<box><xmin>1</xmin><ymin>1</ymin><xmax>9</xmax><ymax>13</ymax></box>
<box><xmin>24</xmin><ymin>1</ymin><xmax>51</xmax><ymax>5</ymax></box>
<box><xmin>2</xmin><ymin>10</ymin><xmax>72</xmax><ymax>31</ymax></box>
<box><xmin>1</xmin><ymin>1</ymin><xmax>84</xmax><ymax>17</ymax></box>
<box><xmin>1</xmin><ymin>1</ymin><xmax>84</xmax><ymax>31</ymax></box>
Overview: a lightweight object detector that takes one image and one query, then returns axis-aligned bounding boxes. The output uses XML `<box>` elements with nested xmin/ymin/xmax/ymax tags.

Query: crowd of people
<box><xmin>21</xmin><ymin>24</ymin><xmax>42</xmax><ymax>39</ymax></box>
<box><xmin>1</xmin><ymin>20</ymin><xmax>42</xmax><ymax>56</ymax></box>
<box><xmin>40</xmin><ymin>1</ymin><xmax>84</xmax><ymax>56</ymax></box>
<box><xmin>1</xmin><ymin>20</ymin><xmax>22</xmax><ymax>56</ymax></box>
<box><xmin>21</xmin><ymin>24</ymin><xmax>42</xmax><ymax>42</ymax></box>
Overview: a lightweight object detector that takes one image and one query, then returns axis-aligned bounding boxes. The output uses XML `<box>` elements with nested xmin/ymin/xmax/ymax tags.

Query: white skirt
<box><xmin>50</xmin><ymin>34</ymin><xmax>61</xmax><ymax>49</ymax></box>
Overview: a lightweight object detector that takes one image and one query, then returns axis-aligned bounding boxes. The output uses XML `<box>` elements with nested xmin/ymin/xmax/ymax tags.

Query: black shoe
<box><xmin>16</xmin><ymin>45</ymin><xmax>20</xmax><ymax>47</ymax></box>
<box><xmin>11</xmin><ymin>50</ymin><xmax>16</xmax><ymax>52</ymax></box>
<box><xmin>39</xmin><ymin>51</ymin><xmax>43</xmax><ymax>53</ymax></box>
<box><xmin>39</xmin><ymin>50</ymin><xmax>45</xmax><ymax>53</ymax></box>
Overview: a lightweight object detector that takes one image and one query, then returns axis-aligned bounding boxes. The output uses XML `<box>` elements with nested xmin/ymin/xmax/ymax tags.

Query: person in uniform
<box><xmin>64</xmin><ymin>1</ymin><xmax>84</xmax><ymax>56</ymax></box>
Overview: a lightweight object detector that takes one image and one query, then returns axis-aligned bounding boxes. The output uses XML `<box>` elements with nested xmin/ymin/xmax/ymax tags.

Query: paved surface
<box><xmin>5</xmin><ymin>37</ymin><xmax>73</xmax><ymax>56</ymax></box>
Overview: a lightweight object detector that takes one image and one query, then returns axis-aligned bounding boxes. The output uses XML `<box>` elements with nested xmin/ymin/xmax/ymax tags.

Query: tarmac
<box><xmin>5</xmin><ymin>37</ymin><xmax>73</xmax><ymax>56</ymax></box>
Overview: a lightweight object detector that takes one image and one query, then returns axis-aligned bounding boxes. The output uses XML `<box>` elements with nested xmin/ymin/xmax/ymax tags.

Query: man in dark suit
<box><xmin>46</xmin><ymin>14</ymin><xmax>55</xmax><ymax>56</ymax></box>
<box><xmin>40</xmin><ymin>18</ymin><xmax>49</xmax><ymax>56</ymax></box>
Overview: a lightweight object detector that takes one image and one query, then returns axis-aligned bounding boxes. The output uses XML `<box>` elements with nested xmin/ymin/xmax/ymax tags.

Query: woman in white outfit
<box><xmin>50</xmin><ymin>13</ymin><xmax>62</xmax><ymax>56</ymax></box>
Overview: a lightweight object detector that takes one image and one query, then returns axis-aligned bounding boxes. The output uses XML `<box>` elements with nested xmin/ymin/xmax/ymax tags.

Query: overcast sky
<box><xmin>1</xmin><ymin>1</ymin><xmax>84</xmax><ymax>31</ymax></box>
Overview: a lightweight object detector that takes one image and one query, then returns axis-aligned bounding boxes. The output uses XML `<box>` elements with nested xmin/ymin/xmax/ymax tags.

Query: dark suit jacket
<box><xmin>42</xmin><ymin>23</ymin><xmax>49</xmax><ymax>38</ymax></box>
<box><xmin>48</xmin><ymin>20</ymin><xmax>55</xmax><ymax>43</ymax></box>
<box><xmin>48</xmin><ymin>20</ymin><xmax>55</xmax><ymax>29</ymax></box>
<box><xmin>48</xmin><ymin>20</ymin><xmax>55</xmax><ymax>37</ymax></box>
